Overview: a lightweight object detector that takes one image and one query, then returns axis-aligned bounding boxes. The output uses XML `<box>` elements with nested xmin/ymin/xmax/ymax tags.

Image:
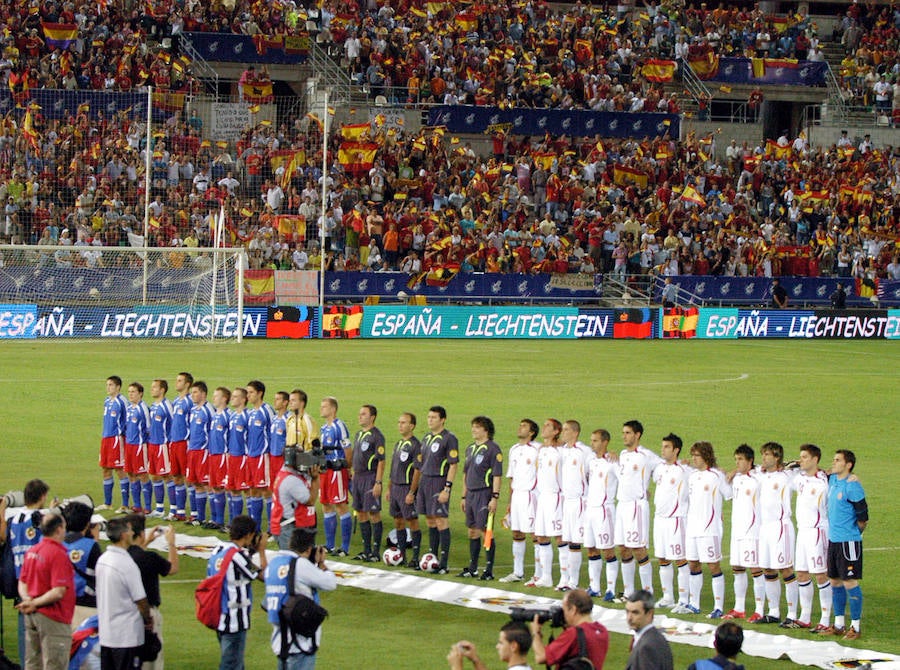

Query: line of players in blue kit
<box><xmin>99</xmin><ymin>375</ymin><xmax>868</xmax><ymax>638</ymax></box>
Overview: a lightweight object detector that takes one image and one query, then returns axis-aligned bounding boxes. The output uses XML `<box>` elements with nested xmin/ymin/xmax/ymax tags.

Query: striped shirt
<box><xmin>207</xmin><ymin>542</ymin><xmax>258</xmax><ymax>633</ymax></box>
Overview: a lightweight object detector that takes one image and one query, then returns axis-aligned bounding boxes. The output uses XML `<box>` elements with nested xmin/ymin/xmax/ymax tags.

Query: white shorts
<box><xmin>653</xmin><ymin>516</ymin><xmax>686</xmax><ymax>560</ymax></box>
<box><xmin>730</xmin><ymin>536</ymin><xmax>760</xmax><ymax>568</ymax></box>
<box><xmin>561</xmin><ymin>497</ymin><xmax>585</xmax><ymax>544</ymax></box>
<box><xmin>686</xmin><ymin>535</ymin><xmax>722</xmax><ymax>563</ymax></box>
<box><xmin>583</xmin><ymin>504</ymin><xmax>615</xmax><ymax>550</ymax></box>
<box><xmin>534</xmin><ymin>492</ymin><xmax>561</xmax><ymax>537</ymax></box>
<box><xmin>509</xmin><ymin>489</ymin><xmax>536</xmax><ymax>534</ymax></box>
<box><xmin>614</xmin><ymin>499</ymin><xmax>650</xmax><ymax>548</ymax></box>
<box><xmin>759</xmin><ymin>521</ymin><xmax>795</xmax><ymax>569</ymax></box>
<box><xmin>795</xmin><ymin>527</ymin><xmax>828</xmax><ymax>574</ymax></box>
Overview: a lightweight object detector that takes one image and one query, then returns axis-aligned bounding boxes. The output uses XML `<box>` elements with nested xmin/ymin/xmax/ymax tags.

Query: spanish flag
<box><xmin>340</xmin><ymin>122</ymin><xmax>371</xmax><ymax>141</ymax></box>
<box><xmin>241</xmin><ymin>82</ymin><xmax>274</xmax><ymax>104</ymax></box>
<box><xmin>152</xmin><ymin>91</ymin><xmax>185</xmax><ymax>113</ymax></box>
<box><xmin>641</xmin><ymin>59</ymin><xmax>676</xmax><ymax>83</ymax></box>
<box><xmin>337</xmin><ymin>141</ymin><xmax>379</xmax><ymax>173</ymax></box>
<box><xmin>680</xmin><ymin>185</ymin><xmax>706</xmax><ymax>207</ymax></box>
<box><xmin>41</xmin><ymin>22</ymin><xmax>78</xmax><ymax>50</ymax></box>
<box><xmin>455</xmin><ymin>12</ymin><xmax>477</xmax><ymax>31</ymax></box>
<box><xmin>23</xmin><ymin>109</ymin><xmax>40</xmax><ymax>154</ymax></box>
<box><xmin>306</xmin><ymin>111</ymin><xmax>324</xmax><ymax>132</ymax></box>
<box><xmin>765</xmin><ymin>139</ymin><xmax>792</xmax><ymax>160</ymax></box>
<box><xmin>613</xmin><ymin>164</ymin><xmax>648</xmax><ymax>189</ymax></box>
<box><xmin>687</xmin><ymin>51</ymin><xmax>719</xmax><ymax>79</ymax></box>
<box><xmin>243</xmin><ymin>269</ymin><xmax>275</xmax><ymax>305</ymax></box>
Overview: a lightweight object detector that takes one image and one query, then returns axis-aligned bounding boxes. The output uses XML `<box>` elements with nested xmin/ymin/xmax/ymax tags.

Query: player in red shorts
<box><xmin>99</xmin><ymin>376</ymin><xmax>128</xmax><ymax>511</ymax></box>
<box><xmin>167</xmin><ymin>372</ymin><xmax>193</xmax><ymax>520</ymax></box>
<box><xmin>147</xmin><ymin>379</ymin><xmax>174</xmax><ymax>517</ymax></box>
<box><xmin>123</xmin><ymin>382</ymin><xmax>151</xmax><ymax>513</ymax></box>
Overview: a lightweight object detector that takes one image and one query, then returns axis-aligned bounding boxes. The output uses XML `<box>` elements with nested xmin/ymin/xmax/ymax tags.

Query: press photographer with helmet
<box><xmin>528</xmin><ymin>589</ymin><xmax>609</xmax><ymax>669</ymax></box>
<box><xmin>271</xmin><ymin>442</ymin><xmax>323</xmax><ymax>550</ymax></box>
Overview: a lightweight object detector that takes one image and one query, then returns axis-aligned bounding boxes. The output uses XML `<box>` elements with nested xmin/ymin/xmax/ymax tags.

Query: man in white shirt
<box><xmin>723</xmin><ymin>445</ymin><xmax>766</xmax><ymax>622</ymax></box>
<box><xmin>615</xmin><ymin>420</ymin><xmax>662</xmax><ymax>600</ymax></box>
<box><xmin>583</xmin><ymin>429</ymin><xmax>619</xmax><ymax>599</ymax></box>
<box><xmin>95</xmin><ymin>517</ymin><xmax>152</xmax><ymax>670</ymax></box>
<box><xmin>526</xmin><ymin>420</ymin><xmax>563</xmax><ymax>588</ymax></box>
<box><xmin>787</xmin><ymin>444</ymin><xmax>832</xmax><ymax>631</ymax></box>
<box><xmin>681</xmin><ymin>442</ymin><xmax>732</xmax><ymax>618</ymax></box>
<box><xmin>500</xmin><ymin>420</ymin><xmax>540</xmax><ymax>583</ymax></box>
<box><xmin>558</xmin><ymin>421</ymin><xmax>592</xmax><ymax>591</ymax></box>
<box><xmin>754</xmin><ymin>442</ymin><xmax>799</xmax><ymax>625</ymax></box>
<box><xmin>652</xmin><ymin>433</ymin><xmax>691</xmax><ymax>610</ymax></box>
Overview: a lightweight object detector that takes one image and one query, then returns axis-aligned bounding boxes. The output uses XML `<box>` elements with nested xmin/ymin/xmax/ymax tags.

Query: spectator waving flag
<box><xmin>41</xmin><ymin>22</ymin><xmax>78</xmax><ymax>50</ymax></box>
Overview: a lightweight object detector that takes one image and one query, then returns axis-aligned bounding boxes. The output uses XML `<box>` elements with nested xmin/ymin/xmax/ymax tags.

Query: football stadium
<box><xmin>0</xmin><ymin>0</ymin><xmax>899</xmax><ymax>668</ymax></box>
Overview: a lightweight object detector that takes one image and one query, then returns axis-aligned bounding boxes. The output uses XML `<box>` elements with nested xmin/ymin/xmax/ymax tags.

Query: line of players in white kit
<box><xmin>501</xmin><ymin>418</ymin><xmax>836</xmax><ymax>633</ymax></box>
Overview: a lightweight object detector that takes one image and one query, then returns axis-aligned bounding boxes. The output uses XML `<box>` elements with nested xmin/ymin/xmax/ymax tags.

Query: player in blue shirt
<box><xmin>205</xmin><ymin>387</ymin><xmax>233</xmax><ymax>531</ymax></box>
<box><xmin>825</xmin><ymin>449</ymin><xmax>868</xmax><ymax>640</ymax></box>
<box><xmin>147</xmin><ymin>379</ymin><xmax>174</xmax><ymax>518</ymax></box>
<box><xmin>123</xmin><ymin>382</ymin><xmax>151</xmax><ymax>513</ymax></box>
<box><xmin>227</xmin><ymin>388</ymin><xmax>250</xmax><ymax>525</ymax></box>
<box><xmin>245</xmin><ymin>380</ymin><xmax>275</xmax><ymax>530</ymax></box>
<box><xmin>269</xmin><ymin>391</ymin><xmax>290</xmax><ymax>476</ymax></box>
<box><xmin>98</xmin><ymin>376</ymin><xmax>128</xmax><ymax>511</ymax></box>
<box><xmin>319</xmin><ymin>396</ymin><xmax>352</xmax><ymax>556</ymax></box>
<box><xmin>168</xmin><ymin>372</ymin><xmax>194</xmax><ymax>521</ymax></box>
<box><xmin>187</xmin><ymin>381</ymin><xmax>215</xmax><ymax>526</ymax></box>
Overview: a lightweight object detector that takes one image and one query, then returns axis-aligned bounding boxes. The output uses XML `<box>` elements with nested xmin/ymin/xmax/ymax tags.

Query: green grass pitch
<box><xmin>0</xmin><ymin>339</ymin><xmax>897</xmax><ymax>669</ymax></box>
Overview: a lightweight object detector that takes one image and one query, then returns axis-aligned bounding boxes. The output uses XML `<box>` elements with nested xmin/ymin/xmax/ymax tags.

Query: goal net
<box><xmin>0</xmin><ymin>245</ymin><xmax>248</xmax><ymax>340</ymax></box>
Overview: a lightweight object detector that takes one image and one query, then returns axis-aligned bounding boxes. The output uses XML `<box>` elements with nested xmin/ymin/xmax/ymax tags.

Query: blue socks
<box><xmin>120</xmin><ymin>477</ymin><xmax>130</xmax><ymax>507</ymax></box>
<box><xmin>247</xmin><ymin>496</ymin><xmax>263</xmax><ymax>529</ymax></box>
<box><xmin>195</xmin><ymin>492</ymin><xmax>208</xmax><ymax>522</ymax></box>
<box><xmin>130</xmin><ymin>480</ymin><xmax>142</xmax><ymax>509</ymax></box>
<box><xmin>833</xmin><ymin>584</ymin><xmax>847</xmax><ymax>616</ymax></box>
<box><xmin>211</xmin><ymin>493</ymin><xmax>226</xmax><ymax>526</ymax></box>
<box><xmin>848</xmin><ymin>585</ymin><xmax>863</xmax><ymax>621</ymax></box>
<box><xmin>340</xmin><ymin>513</ymin><xmax>352</xmax><ymax>552</ymax></box>
<box><xmin>142</xmin><ymin>481</ymin><xmax>152</xmax><ymax>511</ymax></box>
<box><xmin>103</xmin><ymin>477</ymin><xmax>114</xmax><ymax>506</ymax></box>
<box><xmin>175</xmin><ymin>485</ymin><xmax>187</xmax><ymax>514</ymax></box>
<box><xmin>324</xmin><ymin>512</ymin><xmax>337</xmax><ymax>550</ymax></box>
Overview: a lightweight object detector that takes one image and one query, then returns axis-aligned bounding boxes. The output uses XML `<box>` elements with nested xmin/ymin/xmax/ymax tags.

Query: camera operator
<box><xmin>529</xmin><ymin>589</ymin><xmax>609</xmax><ymax>669</ymax></box>
<box><xmin>264</xmin><ymin>528</ymin><xmax>336</xmax><ymax>669</ymax></box>
<box><xmin>447</xmin><ymin>621</ymin><xmax>533</xmax><ymax>670</ymax></box>
<box><xmin>62</xmin><ymin>501</ymin><xmax>102</xmax><ymax>629</ymax></box>
<box><xmin>271</xmin><ymin>445</ymin><xmax>321</xmax><ymax>551</ymax></box>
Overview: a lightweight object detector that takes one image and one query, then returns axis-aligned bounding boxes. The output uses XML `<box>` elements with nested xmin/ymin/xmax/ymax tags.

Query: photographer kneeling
<box><xmin>447</xmin><ymin>621</ymin><xmax>533</xmax><ymax>670</ymax></box>
<box><xmin>264</xmin><ymin>528</ymin><xmax>336</xmax><ymax>670</ymax></box>
<box><xmin>529</xmin><ymin>589</ymin><xmax>609</xmax><ymax>669</ymax></box>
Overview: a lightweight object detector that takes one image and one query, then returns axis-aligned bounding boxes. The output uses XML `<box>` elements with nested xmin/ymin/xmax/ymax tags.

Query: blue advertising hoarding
<box><xmin>426</xmin><ymin>106</ymin><xmax>680</xmax><ymax>140</ymax></box>
<box><xmin>0</xmin><ymin>304</ymin><xmax>38</xmax><ymax>339</ymax></box>
<box><xmin>695</xmin><ymin>309</ymin><xmax>900</xmax><ymax>339</ymax></box>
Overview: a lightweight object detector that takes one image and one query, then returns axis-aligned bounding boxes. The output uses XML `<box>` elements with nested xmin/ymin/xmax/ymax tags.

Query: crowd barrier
<box><xmin>709</xmin><ymin>57</ymin><xmax>828</xmax><ymax>86</ymax></box>
<box><xmin>2</xmin><ymin>304</ymin><xmax>898</xmax><ymax>340</ymax></box>
<box><xmin>2</xmin><ymin>269</ymin><xmax>898</xmax><ymax>307</ymax></box>
<box><xmin>427</xmin><ymin>105</ymin><xmax>681</xmax><ymax>140</ymax></box>
<box><xmin>184</xmin><ymin>32</ymin><xmax>310</xmax><ymax>65</ymax></box>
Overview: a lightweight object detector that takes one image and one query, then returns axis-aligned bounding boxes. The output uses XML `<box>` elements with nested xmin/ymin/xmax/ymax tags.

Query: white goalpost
<box><xmin>0</xmin><ymin>244</ymin><xmax>247</xmax><ymax>340</ymax></box>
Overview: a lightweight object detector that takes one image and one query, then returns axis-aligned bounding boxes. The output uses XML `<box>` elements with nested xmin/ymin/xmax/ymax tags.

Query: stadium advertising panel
<box><xmin>696</xmin><ymin>309</ymin><xmax>900</xmax><ymax>339</ymax></box>
<box><xmin>361</xmin><ymin>306</ymin><xmax>648</xmax><ymax>339</ymax></box>
<box><xmin>0</xmin><ymin>304</ymin><xmax>37</xmax><ymax>339</ymax></box>
<box><xmin>0</xmin><ymin>306</ymin><xmax>270</xmax><ymax>339</ymax></box>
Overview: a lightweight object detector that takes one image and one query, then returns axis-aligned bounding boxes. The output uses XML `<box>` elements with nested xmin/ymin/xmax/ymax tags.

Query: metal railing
<box><xmin>682</xmin><ymin>59</ymin><xmax>712</xmax><ymax>109</ymax></box>
<box><xmin>178</xmin><ymin>33</ymin><xmax>220</xmax><ymax>98</ymax></box>
<box><xmin>823</xmin><ymin>60</ymin><xmax>849</xmax><ymax>124</ymax></box>
<box><xmin>307</xmin><ymin>42</ymin><xmax>354</xmax><ymax>106</ymax></box>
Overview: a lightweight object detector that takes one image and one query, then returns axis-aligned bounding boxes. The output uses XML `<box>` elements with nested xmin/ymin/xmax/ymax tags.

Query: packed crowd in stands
<box><xmin>0</xmin><ymin>0</ymin><xmax>898</xmax><ymax>285</ymax></box>
<box><xmin>832</xmin><ymin>4</ymin><xmax>900</xmax><ymax>114</ymax></box>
